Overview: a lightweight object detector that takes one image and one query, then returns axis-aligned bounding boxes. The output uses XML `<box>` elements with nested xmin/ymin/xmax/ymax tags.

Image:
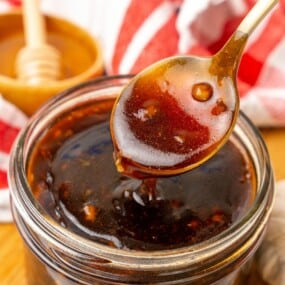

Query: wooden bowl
<box><xmin>0</xmin><ymin>11</ymin><xmax>104</xmax><ymax>116</ymax></box>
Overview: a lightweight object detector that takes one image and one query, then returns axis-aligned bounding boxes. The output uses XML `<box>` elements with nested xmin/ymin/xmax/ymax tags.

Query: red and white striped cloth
<box><xmin>1</xmin><ymin>0</ymin><xmax>285</xmax><ymax>216</ymax></box>
<box><xmin>0</xmin><ymin>97</ymin><xmax>27</xmax><ymax>222</ymax></box>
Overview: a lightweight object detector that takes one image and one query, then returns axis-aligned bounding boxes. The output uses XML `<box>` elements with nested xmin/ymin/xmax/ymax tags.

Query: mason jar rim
<box><xmin>9</xmin><ymin>75</ymin><xmax>274</xmax><ymax>272</ymax></box>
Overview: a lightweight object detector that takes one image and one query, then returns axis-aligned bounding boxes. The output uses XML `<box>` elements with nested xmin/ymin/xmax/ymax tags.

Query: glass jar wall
<box><xmin>9</xmin><ymin>75</ymin><xmax>274</xmax><ymax>284</ymax></box>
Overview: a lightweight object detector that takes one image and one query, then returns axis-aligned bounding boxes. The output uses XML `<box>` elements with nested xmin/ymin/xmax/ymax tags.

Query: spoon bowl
<box><xmin>111</xmin><ymin>0</ymin><xmax>278</xmax><ymax>178</ymax></box>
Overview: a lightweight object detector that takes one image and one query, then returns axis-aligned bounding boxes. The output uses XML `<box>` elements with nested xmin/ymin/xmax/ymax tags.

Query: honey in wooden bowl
<box><xmin>0</xmin><ymin>11</ymin><xmax>103</xmax><ymax>116</ymax></box>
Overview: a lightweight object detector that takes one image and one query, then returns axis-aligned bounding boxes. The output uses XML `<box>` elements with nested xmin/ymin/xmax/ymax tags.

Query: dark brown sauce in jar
<box><xmin>27</xmin><ymin>96</ymin><xmax>256</xmax><ymax>251</ymax></box>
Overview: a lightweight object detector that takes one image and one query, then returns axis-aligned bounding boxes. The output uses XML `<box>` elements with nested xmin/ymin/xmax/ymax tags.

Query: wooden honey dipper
<box><xmin>16</xmin><ymin>0</ymin><xmax>62</xmax><ymax>84</ymax></box>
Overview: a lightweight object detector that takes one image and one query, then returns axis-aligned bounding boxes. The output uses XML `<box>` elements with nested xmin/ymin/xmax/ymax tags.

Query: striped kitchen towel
<box><xmin>0</xmin><ymin>96</ymin><xmax>27</xmax><ymax>222</ymax></box>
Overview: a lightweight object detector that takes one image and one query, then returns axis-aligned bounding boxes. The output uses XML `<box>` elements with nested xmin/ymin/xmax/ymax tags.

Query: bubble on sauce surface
<box><xmin>192</xmin><ymin>82</ymin><xmax>213</xmax><ymax>102</ymax></box>
<box><xmin>211</xmin><ymin>99</ymin><xmax>228</xmax><ymax>116</ymax></box>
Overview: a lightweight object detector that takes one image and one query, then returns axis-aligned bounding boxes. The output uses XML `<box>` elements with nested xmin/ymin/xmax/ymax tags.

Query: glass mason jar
<box><xmin>9</xmin><ymin>75</ymin><xmax>274</xmax><ymax>285</ymax></box>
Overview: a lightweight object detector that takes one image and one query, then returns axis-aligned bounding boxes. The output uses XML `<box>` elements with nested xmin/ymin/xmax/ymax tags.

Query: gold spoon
<box><xmin>15</xmin><ymin>0</ymin><xmax>62</xmax><ymax>84</ymax></box>
<box><xmin>111</xmin><ymin>0</ymin><xmax>279</xmax><ymax>178</ymax></box>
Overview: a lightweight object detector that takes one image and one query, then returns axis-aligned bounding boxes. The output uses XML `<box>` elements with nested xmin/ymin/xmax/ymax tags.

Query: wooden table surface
<box><xmin>0</xmin><ymin>128</ymin><xmax>285</xmax><ymax>285</ymax></box>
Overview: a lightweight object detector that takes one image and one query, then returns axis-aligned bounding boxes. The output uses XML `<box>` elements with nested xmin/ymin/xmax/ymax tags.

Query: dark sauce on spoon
<box><xmin>27</xmin><ymin>96</ymin><xmax>256</xmax><ymax>251</ymax></box>
<box><xmin>111</xmin><ymin>34</ymin><xmax>248</xmax><ymax>177</ymax></box>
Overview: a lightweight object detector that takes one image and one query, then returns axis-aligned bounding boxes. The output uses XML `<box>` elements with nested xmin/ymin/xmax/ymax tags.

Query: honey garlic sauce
<box><xmin>111</xmin><ymin>57</ymin><xmax>237</xmax><ymax>176</ymax></box>
<box><xmin>27</xmin><ymin>97</ymin><xmax>256</xmax><ymax>251</ymax></box>
<box><xmin>110</xmin><ymin>32</ymin><xmax>248</xmax><ymax>177</ymax></box>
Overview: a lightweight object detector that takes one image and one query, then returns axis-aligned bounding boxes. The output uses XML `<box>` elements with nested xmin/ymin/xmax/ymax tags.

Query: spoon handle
<box><xmin>22</xmin><ymin>0</ymin><xmax>46</xmax><ymax>47</ymax></box>
<box><xmin>213</xmin><ymin>0</ymin><xmax>279</xmax><ymax>77</ymax></box>
<box><xmin>237</xmin><ymin>0</ymin><xmax>279</xmax><ymax>36</ymax></box>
